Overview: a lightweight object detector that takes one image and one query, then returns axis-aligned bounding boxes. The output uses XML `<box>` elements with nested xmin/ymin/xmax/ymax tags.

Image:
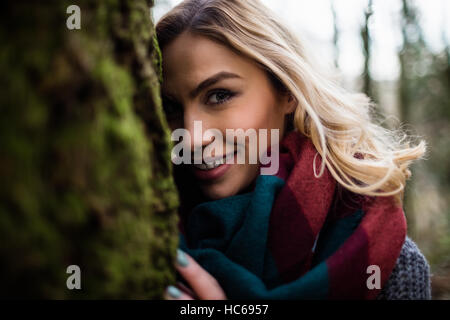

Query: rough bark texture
<box><xmin>0</xmin><ymin>0</ymin><xmax>179</xmax><ymax>298</ymax></box>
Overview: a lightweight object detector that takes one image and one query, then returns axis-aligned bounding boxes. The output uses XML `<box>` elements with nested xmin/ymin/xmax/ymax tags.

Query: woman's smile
<box><xmin>191</xmin><ymin>151</ymin><xmax>237</xmax><ymax>181</ymax></box>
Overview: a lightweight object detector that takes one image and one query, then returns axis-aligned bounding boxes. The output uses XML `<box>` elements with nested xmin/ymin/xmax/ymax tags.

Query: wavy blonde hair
<box><xmin>156</xmin><ymin>0</ymin><xmax>427</xmax><ymax>205</ymax></box>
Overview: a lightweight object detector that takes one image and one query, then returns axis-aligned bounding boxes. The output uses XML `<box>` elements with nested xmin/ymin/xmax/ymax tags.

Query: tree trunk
<box><xmin>330</xmin><ymin>0</ymin><xmax>339</xmax><ymax>70</ymax></box>
<box><xmin>361</xmin><ymin>0</ymin><xmax>373</xmax><ymax>100</ymax></box>
<box><xmin>0</xmin><ymin>0</ymin><xmax>179</xmax><ymax>299</ymax></box>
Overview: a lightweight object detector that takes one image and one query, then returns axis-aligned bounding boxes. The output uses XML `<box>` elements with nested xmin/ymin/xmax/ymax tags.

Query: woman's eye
<box><xmin>206</xmin><ymin>90</ymin><xmax>234</xmax><ymax>105</ymax></box>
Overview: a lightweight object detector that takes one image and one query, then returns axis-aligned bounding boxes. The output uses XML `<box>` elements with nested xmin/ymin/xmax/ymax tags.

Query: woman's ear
<box><xmin>284</xmin><ymin>92</ymin><xmax>297</xmax><ymax>115</ymax></box>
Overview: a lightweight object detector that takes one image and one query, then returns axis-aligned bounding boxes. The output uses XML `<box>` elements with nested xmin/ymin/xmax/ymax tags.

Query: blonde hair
<box><xmin>156</xmin><ymin>0</ymin><xmax>427</xmax><ymax>205</ymax></box>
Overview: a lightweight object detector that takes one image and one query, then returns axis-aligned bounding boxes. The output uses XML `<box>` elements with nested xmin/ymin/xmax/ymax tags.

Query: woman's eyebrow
<box><xmin>189</xmin><ymin>71</ymin><xmax>241</xmax><ymax>98</ymax></box>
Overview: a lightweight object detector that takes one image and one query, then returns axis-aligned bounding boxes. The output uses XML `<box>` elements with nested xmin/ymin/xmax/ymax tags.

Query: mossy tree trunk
<box><xmin>0</xmin><ymin>0</ymin><xmax>179</xmax><ymax>298</ymax></box>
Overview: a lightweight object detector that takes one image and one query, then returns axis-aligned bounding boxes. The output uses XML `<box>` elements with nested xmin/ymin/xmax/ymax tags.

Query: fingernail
<box><xmin>167</xmin><ymin>285</ymin><xmax>181</xmax><ymax>299</ymax></box>
<box><xmin>176</xmin><ymin>249</ymin><xmax>189</xmax><ymax>267</ymax></box>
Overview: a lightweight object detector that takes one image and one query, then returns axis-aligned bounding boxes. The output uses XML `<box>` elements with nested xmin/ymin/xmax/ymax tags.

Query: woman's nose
<box><xmin>184</xmin><ymin>110</ymin><xmax>215</xmax><ymax>159</ymax></box>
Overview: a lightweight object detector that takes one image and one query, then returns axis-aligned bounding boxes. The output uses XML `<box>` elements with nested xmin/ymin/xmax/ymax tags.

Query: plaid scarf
<box><xmin>178</xmin><ymin>130</ymin><xmax>406</xmax><ymax>299</ymax></box>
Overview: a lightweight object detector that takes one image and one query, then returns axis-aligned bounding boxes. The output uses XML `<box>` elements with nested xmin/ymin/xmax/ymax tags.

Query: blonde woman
<box><xmin>157</xmin><ymin>0</ymin><xmax>431</xmax><ymax>300</ymax></box>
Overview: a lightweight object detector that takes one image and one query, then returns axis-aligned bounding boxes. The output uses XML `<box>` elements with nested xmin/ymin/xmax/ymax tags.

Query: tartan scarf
<box><xmin>177</xmin><ymin>130</ymin><xmax>407</xmax><ymax>299</ymax></box>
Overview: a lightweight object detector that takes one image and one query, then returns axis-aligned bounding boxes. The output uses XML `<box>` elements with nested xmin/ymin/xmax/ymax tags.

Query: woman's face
<box><xmin>162</xmin><ymin>32</ymin><xmax>294</xmax><ymax>200</ymax></box>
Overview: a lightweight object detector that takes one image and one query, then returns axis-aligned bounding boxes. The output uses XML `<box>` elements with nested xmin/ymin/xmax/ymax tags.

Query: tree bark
<box><xmin>0</xmin><ymin>0</ymin><xmax>178</xmax><ymax>299</ymax></box>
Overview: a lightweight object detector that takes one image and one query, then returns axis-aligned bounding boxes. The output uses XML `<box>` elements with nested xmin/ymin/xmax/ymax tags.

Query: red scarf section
<box><xmin>267</xmin><ymin>130</ymin><xmax>407</xmax><ymax>299</ymax></box>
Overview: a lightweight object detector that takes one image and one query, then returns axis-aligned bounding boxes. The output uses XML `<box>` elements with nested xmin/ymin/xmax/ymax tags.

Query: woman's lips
<box><xmin>192</xmin><ymin>153</ymin><xmax>236</xmax><ymax>181</ymax></box>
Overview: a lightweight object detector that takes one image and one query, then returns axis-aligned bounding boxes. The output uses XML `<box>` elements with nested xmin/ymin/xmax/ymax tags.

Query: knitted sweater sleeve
<box><xmin>377</xmin><ymin>236</ymin><xmax>431</xmax><ymax>300</ymax></box>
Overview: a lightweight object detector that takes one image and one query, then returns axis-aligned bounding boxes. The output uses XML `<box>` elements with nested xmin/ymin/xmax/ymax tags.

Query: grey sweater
<box><xmin>377</xmin><ymin>236</ymin><xmax>431</xmax><ymax>299</ymax></box>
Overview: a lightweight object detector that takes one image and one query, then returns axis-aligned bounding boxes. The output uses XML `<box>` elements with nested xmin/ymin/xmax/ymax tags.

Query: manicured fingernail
<box><xmin>167</xmin><ymin>285</ymin><xmax>181</xmax><ymax>299</ymax></box>
<box><xmin>176</xmin><ymin>249</ymin><xmax>189</xmax><ymax>267</ymax></box>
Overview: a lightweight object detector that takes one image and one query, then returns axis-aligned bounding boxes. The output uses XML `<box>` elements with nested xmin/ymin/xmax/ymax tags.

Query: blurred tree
<box><xmin>361</xmin><ymin>0</ymin><xmax>374</xmax><ymax>101</ymax></box>
<box><xmin>0</xmin><ymin>0</ymin><xmax>179</xmax><ymax>298</ymax></box>
<box><xmin>330</xmin><ymin>0</ymin><xmax>340</xmax><ymax>70</ymax></box>
<box><xmin>398</xmin><ymin>0</ymin><xmax>424</xmax><ymax>239</ymax></box>
<box><xmin>399</xmin><ymin>0</ymin><xmax>428</xmax><ymax>122</ymax></box>
<box><xmin>398</xmin><ymin>0</ymin><xmax>450</xmax><ymax>298</ymax></box>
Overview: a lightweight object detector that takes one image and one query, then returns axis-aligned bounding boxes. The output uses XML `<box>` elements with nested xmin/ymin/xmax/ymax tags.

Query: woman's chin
<box><xmin>195</xmin><ymin>164</ymin><xmax>260</xmax><ymax>200</ymax></box>
<box><xmin>199</xmin><ymin>183</ymin><xmax>239</xmax><ymax>200</ymax></box>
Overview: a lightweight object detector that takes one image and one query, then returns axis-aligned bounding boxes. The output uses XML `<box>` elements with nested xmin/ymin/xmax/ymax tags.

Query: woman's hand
<box><xmin>164</xmin><ymin>249</ymin><xmax>227</xmax><ymax>300</ymax></box>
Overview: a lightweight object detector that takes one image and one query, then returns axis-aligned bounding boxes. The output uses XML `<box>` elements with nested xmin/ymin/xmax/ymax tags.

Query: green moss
<box><xmin>153</xmin><ymin>34</ymin><xmax>163</xmax><ymax>83</ymax></box>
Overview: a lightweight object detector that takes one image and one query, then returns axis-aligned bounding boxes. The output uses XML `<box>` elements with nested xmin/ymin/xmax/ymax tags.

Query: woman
<box><xmin>156</xmin><ymin>0</ymin><xmax>431</xmax><ymax>300</ymax></box>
